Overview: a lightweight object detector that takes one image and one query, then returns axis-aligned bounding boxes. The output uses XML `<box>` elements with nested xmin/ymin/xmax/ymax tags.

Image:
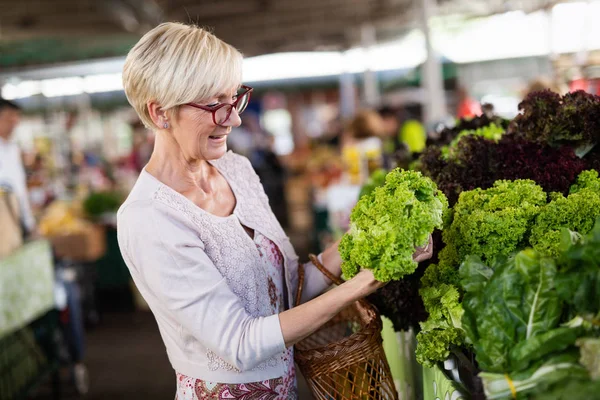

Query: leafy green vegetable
<box><xmin>416</xmin><ymin>283</ymin><xmax>465</xmax><ymax>367</ymax></box>
<box><xmin>460</xmin><ymin>250</ymin><xmax>566</xmax><ymax>373</ymax></box>
<box><xmin>416</xmin><ymin>180</ymin><xmax>545</xmax><ymax>368</ymax></box>
<box><xmin>439</xmin><ymin>180</ymin><xmax>546</xmax><ymax>270</ymax></box>
<box><xmin>421</xmin><ymin>261</ymin><xmax>461</xmax><ymax>289</ymax></box>
<box><xmin>554</xmin><ymin>217</ymin><xmax>600</xmax><ymax>319</ymax></box>
<box><xmin>570</xmin><ymin>169</ymin><xmax>600</xmax><ymax>194</ymax></box>
<box><xmin>530</xmin><ymin>171</ymin><xmax>600</xmax><ymax>258</ymax></box>
<box><xmin>415</xmin><ymin>324</ymin><xmax>464</xmax><ymax>368</ymax></box>
<box><xmin>339</xmin><ymin>169</ymin><xmax>448</xmax><ymax>281</ymax></box>
<box><xmin>358</xmin><ymin>168</ymin><xmax>387</xmax><ymax>200</ymax></box>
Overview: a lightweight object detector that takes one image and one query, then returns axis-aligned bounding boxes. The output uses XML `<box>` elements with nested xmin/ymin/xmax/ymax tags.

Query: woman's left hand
<box><xmin>413</xmin><ymin>235</ymin><xmax>433</xmax><ymax>263</ymax></box>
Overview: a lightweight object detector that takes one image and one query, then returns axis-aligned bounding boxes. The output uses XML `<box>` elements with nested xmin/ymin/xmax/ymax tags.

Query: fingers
<box><xmin>413</xmin><ymin>235</ymin><xmax>434</xmax><ymax>262</ymax></box>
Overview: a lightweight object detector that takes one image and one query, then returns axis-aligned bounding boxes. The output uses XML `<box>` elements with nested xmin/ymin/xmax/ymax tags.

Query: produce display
<box><xmin>339</xmin><ymin>169</ymin><xmax>448</xmax><ymax>282</ymax></box>
<box><xmin>39</xmin><ymin>201</ymin><xmax>92</xmax><ymax>236</ymax></box>
<box><xmin>357</xmin><ymin>90</ymin><xmax>600</xmax><ymax>399</ymax></box>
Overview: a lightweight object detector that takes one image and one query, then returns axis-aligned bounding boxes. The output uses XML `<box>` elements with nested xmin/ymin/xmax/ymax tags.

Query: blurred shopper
<box><xmin>0</xmin><ymin>99</ymin><xmax>36</xmax><ymax>235</ymax></box>
<box><xmin>399</xmin><ymin>118</ymin><xmax>427</xmax><ymax>154</ymax></box>
<box><xmin>456</xmin><ymin>86</ymin><xmax>482</xmax><ymax>119</ymax></box>
<box><xmin>128</xmin><ymin>120</ymin><xmax>154</xmax><ymax>173</ymax></box>
<box><xmin>377</xmin><ymin>106</ymin><xmax>401</xmax><ymax>168</ymax></box>
<box><xmin>117</xmin><ymin>23</ymin><xmax>432</xmax><ymax>399</ymax></box>
<box><xmin>341</xmin><ymin>109</ymin><xmax>386</xmax><ymax>184</ymax></box>
<box><xmin>244</xmin><ymin>112</ymin><xmax>290</xmax><ymax>229</ymax></box>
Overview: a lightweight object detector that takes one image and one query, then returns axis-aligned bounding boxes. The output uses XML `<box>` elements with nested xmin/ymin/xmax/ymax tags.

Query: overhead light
<box><xmin>41</xmin><ymin>77</ymin><xmax>84</xmax><ymax>97</ymax></box>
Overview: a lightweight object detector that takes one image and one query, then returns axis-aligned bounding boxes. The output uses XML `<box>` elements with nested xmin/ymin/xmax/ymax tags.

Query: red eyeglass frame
<box><xmin>184</xmin><ymin>85</ymin><xmax>253</xmax><ymax>126</ymax></box>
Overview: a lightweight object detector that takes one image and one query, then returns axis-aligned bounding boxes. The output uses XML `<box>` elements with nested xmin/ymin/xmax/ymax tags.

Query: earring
<box><xmin>163</xmin><ymin>122</ymin><xmax>169</xmax><ymax>129</ymax></box>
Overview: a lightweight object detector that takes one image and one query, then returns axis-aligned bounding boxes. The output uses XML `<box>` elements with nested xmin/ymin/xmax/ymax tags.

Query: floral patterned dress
<box><xmin>175</xmin><ymin>231</ymin><xmax>297</xmax><ymax>400</ymax></box>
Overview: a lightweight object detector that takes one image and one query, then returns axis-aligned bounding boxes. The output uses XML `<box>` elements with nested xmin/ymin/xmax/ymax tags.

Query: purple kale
<box><xmin>512</xmin><ymin>90</ymin><xmax>600</xmax><ymax>147</ymax></box>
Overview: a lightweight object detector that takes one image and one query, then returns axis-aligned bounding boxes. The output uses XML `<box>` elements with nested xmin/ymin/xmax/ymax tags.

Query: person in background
<box><xmin>456</xmin><ymin>86</ymin><xmax>482</xmax><ymax>119</ymax></box>
<box><xmin>117</xmin><ymin>23</ymin><xmax>433</xmax><ymax>399</ymax></box>
<box><xmin>399</xmin><ymin>118</ymin><xmax>427</xmax><ymax>155</ymax></box>
<box><xmin>377</xmin><ymin>106</ymin><xmax>402</xmax><ymax>168</ymax></box>
<box><xmin>0</xmin><ymin>99</ymin><xmax>36</xmax><ymax>235</ymax></box>
<box><xmin>341</xmin><ymin>109</ymin><xmax>386</xmax><ymax>184</ymax></box>
<box><xmin>128</xmin><ymin>120</ymin><xmax>155</xmax><ymax>173</ymax></box>
<box><xmin>245</xmin><ymin>113</ymin><xmax>290</xmax><ymax>229</ymax></box>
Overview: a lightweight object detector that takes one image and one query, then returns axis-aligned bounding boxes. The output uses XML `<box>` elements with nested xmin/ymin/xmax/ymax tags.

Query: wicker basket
<box><xmin>294</xmin><ymin>254</ymin><xmax>399</xmax><ymax>400</ymax></box>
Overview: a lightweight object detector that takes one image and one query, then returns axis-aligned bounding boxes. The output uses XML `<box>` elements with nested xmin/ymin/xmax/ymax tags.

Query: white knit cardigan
<box><xmin>117</xmin><ymin>151</ymin><xmax>330</xmax><ymax>384</ymax></box>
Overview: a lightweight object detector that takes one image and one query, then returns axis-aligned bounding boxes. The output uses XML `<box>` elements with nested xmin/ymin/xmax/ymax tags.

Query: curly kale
<box><xmin>367</xmin><ymin>230</ymin><xmax>445</xmax><ymax>333</ymax></box>
<box><xmin>415</xmin><ymin>181</ymin><xmax>546</xmax><ymax>367</ymax></box>
<box><xmin>367</xmin><ymin>269</ymin><xmax>428</xmax><ymax>332</ymax></box>
<box><xmin>339</xmin><ymin>169</ymin><xmax>448</xmax><ymax>282</ymax></box>
<box><xmin>416</xmin><ymin>283</ymin><xmax>465</xmax><ymax>367</ymax></box>
<box><xmin>438</xmin><ymin>179</ymin><xmax>546</xmax><ymax>269</ymax></box>
<box><xmin>570</xmin><ymin>169</ymin><xmax>600</xmax><ymax>194</ymax></box>
<box><xmin>531</xmin><ymin>171</ymin><xmax>600</xmax><ymax>258</ymax></box>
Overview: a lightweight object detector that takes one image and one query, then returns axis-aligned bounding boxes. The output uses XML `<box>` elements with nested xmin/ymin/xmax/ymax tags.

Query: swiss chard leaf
<box><xmin>460</xmin><ymin>250</ymin><xmax>563</xmax><ymax>373</ymax></box>
<box><xmin>555</xmin><ymin>217</ymin><xmax>600</xmax><ymax>317</ymax></box>
<box><xmin>509</xmin><ymin>327</ymin><xmax>581</xmax><ymax>372</ymax></box>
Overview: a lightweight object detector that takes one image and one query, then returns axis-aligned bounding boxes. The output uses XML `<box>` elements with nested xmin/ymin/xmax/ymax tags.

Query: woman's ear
<box><xmin>147</xmin><ymin>101</ymin><xmax>169</xmax><ymax>130</ymax></box>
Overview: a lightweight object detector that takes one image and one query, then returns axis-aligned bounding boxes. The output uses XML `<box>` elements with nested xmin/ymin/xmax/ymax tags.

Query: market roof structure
<box><xmin>0</xmin><ymin>0</ymin><xmax>559</xmax><ymax>69</ymax></box>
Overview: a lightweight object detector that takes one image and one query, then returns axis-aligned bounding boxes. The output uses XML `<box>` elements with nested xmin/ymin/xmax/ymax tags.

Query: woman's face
<box><xmin>170</xmin><ymin>87</ymin><xmax>242</xmax><ymax>162</ymax></box>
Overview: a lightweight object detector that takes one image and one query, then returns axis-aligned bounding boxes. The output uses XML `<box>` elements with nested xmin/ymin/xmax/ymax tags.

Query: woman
<box><xmin>117</xmin><ymin>22</ymin><xmax>432</xmax><ymax>399</ymax></box>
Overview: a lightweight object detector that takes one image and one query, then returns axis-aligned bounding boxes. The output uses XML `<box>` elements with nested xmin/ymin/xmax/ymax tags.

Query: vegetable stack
<box><xmin>461</xmin><ymin>219</ymin><xmax>600</xmax><ymax>399</ymax></box>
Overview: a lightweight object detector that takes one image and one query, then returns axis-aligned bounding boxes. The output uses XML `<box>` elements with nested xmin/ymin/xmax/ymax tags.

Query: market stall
<box><xmin>343</xmin><ymin>89</ymin><xmax>600</xmax><ymax>399</ymax></box>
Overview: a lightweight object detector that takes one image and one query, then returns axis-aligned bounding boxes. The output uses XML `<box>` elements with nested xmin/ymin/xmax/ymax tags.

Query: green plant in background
<box><xmin>339</xmin><ymin>169</ymin><xmax>448</xmax><ymax>282</ymax></box>
<box><xmin>83</xmin><ymin>191</ymin><xmax>123</xmax><ymax>219</ymax></box>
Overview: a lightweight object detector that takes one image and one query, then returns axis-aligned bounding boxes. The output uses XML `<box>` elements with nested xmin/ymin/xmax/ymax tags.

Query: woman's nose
<box><xmin>223</xmin><ymin>107</ymin><xmax>242</xmax><ymax>128</ymax></box>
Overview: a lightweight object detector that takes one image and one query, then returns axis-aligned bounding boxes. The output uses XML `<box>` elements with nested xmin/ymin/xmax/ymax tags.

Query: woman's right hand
<box><xmin>351</xmin><ymin>268</ymin><xmax>387</xmax><ymax>297</ymax></box>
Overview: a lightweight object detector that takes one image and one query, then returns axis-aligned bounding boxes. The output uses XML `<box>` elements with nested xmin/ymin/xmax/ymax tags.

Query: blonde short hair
<box><xmin>123</xmin><ymin>22</ymin><xmax>243</xmax><ymax>128</ymax></box>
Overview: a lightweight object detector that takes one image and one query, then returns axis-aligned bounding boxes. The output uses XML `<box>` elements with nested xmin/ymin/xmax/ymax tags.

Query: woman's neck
<box><xmin>145</xmin><ymin>132</ymin><xmax>213</xmax><ymax>195</ymax></box>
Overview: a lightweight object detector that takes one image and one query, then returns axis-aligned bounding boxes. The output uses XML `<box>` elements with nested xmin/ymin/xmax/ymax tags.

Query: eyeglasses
<box><xmin>184</xmin><ymin>85</ymin><xmax>253</xmax><ymax>126</ymax></box>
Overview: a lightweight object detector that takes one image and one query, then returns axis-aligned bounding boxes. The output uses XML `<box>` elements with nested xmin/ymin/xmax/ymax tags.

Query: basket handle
<box><xmin>308</xmin><ymin>253</ymin><xmax>344</xmax><ymax>286</ymax></box>
<box><xmin>295</xmin><ymin>253</ymin><xmax>345</xmax><ymax>307</ymax></box>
